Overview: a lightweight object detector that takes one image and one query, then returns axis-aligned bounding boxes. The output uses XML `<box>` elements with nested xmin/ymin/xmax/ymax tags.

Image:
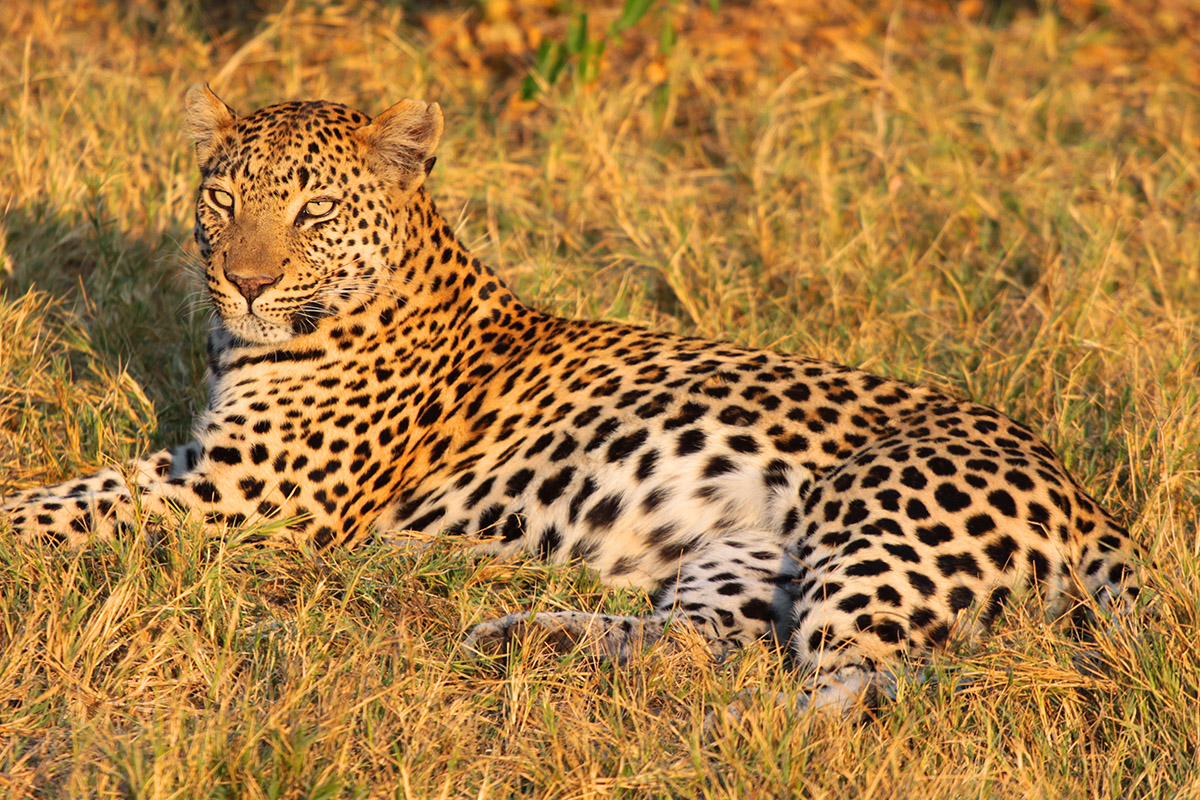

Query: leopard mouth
<box><xmin>221</xmin><ymin>299</ymin><xmax>338</xmax><ymax>342</ymax></box>
<box><xmin>219</xmin><ymin>309</ymin><xmax>298</xmax><ymax>344</ymax></box>
<box><xmin>207</xmin><ymin>267</ymin><xmax>348</xmax><ymax>342</ymax></box>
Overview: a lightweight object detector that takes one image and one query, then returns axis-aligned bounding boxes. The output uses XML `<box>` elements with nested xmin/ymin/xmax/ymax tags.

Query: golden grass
<box><xmin>1</xmin><ymin>1</ymin><xmax>1198</xmax><ymax>796</ymax></box>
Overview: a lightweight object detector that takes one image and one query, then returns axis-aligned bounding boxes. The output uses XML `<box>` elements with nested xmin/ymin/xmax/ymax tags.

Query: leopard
<box><xmin>1</xmin><ymin>85</ymin><xmax>1143</xmax><ymax>714</ymax></box>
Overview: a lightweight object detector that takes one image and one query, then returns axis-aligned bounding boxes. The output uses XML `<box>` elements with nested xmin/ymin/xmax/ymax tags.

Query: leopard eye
<box><xmin>305</xmin><ymin>199</ymin><xmax>335</xmax><ymax>217</ymax></box>
<box><xmin>297</xmin><ymin>199</ymin><xmax>338</xmax><ymax>226</ymax></box>
<box><xmin>207</xmin><ymin>188</ymin><xmax>234</xmax><ymax>211</ymax></box>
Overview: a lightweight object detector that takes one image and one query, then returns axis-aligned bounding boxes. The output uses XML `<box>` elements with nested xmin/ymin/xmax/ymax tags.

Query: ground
<box><xmin>0</xmin><ymin>1</ymin><xmax>1198</xmax><ymax>797</ymax></box>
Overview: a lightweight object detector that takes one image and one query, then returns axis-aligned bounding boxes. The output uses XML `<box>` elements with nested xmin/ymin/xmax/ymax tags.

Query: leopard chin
<box><xmin>220</xmin><ymin>312</ymin><xmax>298</xmax><ymax>345</ymax></box>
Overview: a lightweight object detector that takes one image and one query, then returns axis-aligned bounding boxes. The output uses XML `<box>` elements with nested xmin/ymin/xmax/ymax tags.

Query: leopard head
<box><xmin>184</xmin><ymin>84</ymin><xmax>443</xmax><ymax>345</ymax></box>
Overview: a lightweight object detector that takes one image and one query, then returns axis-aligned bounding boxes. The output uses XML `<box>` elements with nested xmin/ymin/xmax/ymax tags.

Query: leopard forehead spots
<box><xmin>4</xmin><ymin>88</ymin><xmax>1143</xmax><ymax>719</ymax></box>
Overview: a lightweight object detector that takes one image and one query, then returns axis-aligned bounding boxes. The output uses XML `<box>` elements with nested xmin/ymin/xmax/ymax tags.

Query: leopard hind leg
<box><xmin>461</xmin><ymin>532</ymin><xmax>795</xmax><ymax>663</ymax></box>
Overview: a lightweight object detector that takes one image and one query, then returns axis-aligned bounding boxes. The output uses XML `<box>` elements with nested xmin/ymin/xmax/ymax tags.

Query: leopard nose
<box><xmin>225</xmin><ymin>270</ymin><xmax>281</xmax><ymax>302</ymax></box>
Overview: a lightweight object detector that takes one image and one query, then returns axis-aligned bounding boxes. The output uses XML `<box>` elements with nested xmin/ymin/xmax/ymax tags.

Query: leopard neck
<box><xmin>380</xmin><ymin>187</ymin><xmax>547</xmax><ymax>366</ymax></box>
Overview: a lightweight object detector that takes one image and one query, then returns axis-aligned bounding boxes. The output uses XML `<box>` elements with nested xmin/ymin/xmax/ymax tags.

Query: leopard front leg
<box><xmin>1</xmin><ymin>445</ymin><xmax>214</xmax><ymax>546</ymax></box>
<box><xmin>461</xmin><ymin>534</ymin><xmax>795</xmax><ymax>663</ymax></box>
<box><xmin>2</xmin><ymin>449</ymin><xmax>176</xmax><ymax>507</ymax></box>
<box><xmin>3</xmin><ymin>424</ymin><xmax>372</xmax><ymax>549</ymax></box>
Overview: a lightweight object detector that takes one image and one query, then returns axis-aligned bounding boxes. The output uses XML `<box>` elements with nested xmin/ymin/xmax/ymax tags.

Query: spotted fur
<box><xmin>2</xmin><ymin>86</ymin><xmax>1143</xmax><ymax>711</ymax></box>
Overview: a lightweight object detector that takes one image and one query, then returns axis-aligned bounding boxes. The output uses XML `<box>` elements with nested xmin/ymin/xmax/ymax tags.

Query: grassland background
<box><xmin>1</xmin><ymin>0</ymin><xmax>1198</xmax><ymax>797</ymax></box>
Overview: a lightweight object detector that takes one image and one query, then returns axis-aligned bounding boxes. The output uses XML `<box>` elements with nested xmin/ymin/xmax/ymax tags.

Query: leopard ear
<box><xmin>184</xmin><ymin>83</ymin><xmax>237</xmax><ymax>166</ymax></box>
<box><xmin>357</xmin><ymin>99</ymin><xmax>444</xmax><ymax>190</ymax></box>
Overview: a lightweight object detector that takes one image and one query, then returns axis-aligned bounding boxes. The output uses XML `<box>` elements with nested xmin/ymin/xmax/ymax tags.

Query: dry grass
<box><xmin>1</xmin><ymin>1</ymin><xmax>1198</xmax><ymax>797</ymax></box>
